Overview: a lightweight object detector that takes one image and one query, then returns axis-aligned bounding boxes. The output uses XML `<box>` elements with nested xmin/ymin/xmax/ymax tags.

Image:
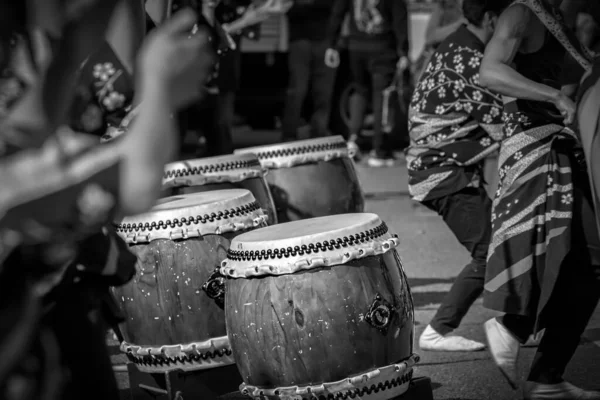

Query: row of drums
<box><xmin>113</xmin><ymin>136</ymin><xmax>418</xmax><ymax>400</ymax></box>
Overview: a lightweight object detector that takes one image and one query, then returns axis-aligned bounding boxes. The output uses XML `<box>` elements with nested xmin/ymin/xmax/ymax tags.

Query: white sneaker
<box><xmin>419</xmin><ymin>324</ymin><xmax>486</xmax><ymax>352</ymax></box>
<box><xmin>484</xmin><ymin>318</ymin><xmax>520</xmax><ymax>389</ymax></box>
<box><xmin>523</xmin><ymin>381</ymin><xmax>600</xmax><ymax>399</ymax></box>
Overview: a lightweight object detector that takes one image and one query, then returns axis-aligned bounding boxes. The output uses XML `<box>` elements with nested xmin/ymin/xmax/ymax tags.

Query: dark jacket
<box><xmin>326</xmin><ymin>0</ymin><xmax>409</xmax><ymax>56</ymax></box>
<box><xmin>287</xmin><ymin>0</ymin><xmax>334</xmax><ymax>42</ymax></box>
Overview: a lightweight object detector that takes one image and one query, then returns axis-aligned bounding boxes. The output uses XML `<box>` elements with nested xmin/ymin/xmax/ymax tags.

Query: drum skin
<box><xmin>266</xmin><ymin>158</ymin><xmax>364</xmax><ymax>222</ymax></box>
<box><xmin>115</xmin><ymin>232</ymin><xmax>239</xmax><ymax>346</ymax></box>
<box><xmin>168</xmin><ymin>178</ymin><xmax>278</xmax><ymax>226</ymax></box>
<box><xmin>225</xmin><ymin>251</ymin><xmax>414</xmax><ymax>387</ymax></box>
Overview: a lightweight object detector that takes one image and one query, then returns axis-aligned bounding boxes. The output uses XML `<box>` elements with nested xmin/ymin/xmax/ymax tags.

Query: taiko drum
<box><xmin>112</xmin><ymin>189</ymin><xmax>268</xmax><ymax>373</ymax></box>
<box><xmin>162</xmin><ymin>153</ymin><xmax>278</xmax><ymax>225</ymax></box>
<box><xmin>235</xmin><ymin>136</ymin><xmax>364</xmax><ymax>222</ymax></box>
<box><xmin>220</xmin><ymin>213</ymin><xmax>418</xmax><ymax>400</ymax></box>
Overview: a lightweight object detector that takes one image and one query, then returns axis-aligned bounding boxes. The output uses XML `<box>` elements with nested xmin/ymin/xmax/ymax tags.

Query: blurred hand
<box><xmin>258</xmin><ymin>0</ymin><xmax>293</xmax><ymax>14</ymax></box>
<box><xmin>553</xmin><ymin>91</ymin><xmax>577</xmax><ymax>126</ymax></box>
<box><xmin>325</xmin><ymin>48</ymin><xmax>340</xmax><ymax>68</ymax></box>
<box><xmin>137</xmin><ymin>8</ymin><xmax>214</xmax><ymax>109</ymax></box>
<box><xmin>397</xmin><ymin>56</ymin><xmax>409</xmax><ymax>71</ymax></box>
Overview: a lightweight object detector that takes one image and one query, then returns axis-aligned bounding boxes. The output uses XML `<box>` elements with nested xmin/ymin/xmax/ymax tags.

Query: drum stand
<box><xmin>126</xmin><ymin>363</ymin><xmax>243</xmax><ymax>400</ymax></box>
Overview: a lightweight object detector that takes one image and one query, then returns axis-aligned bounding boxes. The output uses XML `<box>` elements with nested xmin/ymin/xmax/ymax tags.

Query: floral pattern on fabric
<box><xmin>406</xmin><ymin>26</ymin><xmax>504</xmax><ymax>202</ymax></box>
<box><xmin>69</xmin><ymin>42</ymin><xmax>134</xmax><ymax>137</ymax></box>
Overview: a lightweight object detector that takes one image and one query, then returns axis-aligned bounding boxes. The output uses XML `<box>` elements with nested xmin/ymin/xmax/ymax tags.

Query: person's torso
<box><xmin>347</xmin><ymin>0</ymin><xmax>397</xmax><ymax>51</ymax></box>
<box><xmin>288</xmin><ymin>0</ymin><xmax>333</xmax><ymax>42</ymax></box>
<box><xmin>407</xmin><ymin>26</ymin><xmax>503</xmax><ymax>201</ymax></box>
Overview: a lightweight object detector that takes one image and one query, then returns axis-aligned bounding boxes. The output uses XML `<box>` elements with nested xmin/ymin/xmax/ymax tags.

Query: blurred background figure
<box><xmin>413</xmin><ymin>0</ymin><xmax>464</xmax><ymax>79</ymax></box>
<box><xmin>281</xmin><ymin>0</ymin><xmax>337</xmax><ymax>142</ymax></box>
<box><xmin>562</xmin><ymin>2</ymin><xmax>600</xmax><ymax>99</ymax></box>
<box><xmin>326</xmin><ymin>0</ymin><xmax>410</xmax><ymax>168</ymax></box>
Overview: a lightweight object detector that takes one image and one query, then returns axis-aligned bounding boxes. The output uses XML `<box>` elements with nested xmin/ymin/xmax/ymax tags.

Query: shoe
<box><xmin>523</xmin><ymin>381</ymin><xmax>600</xmax><ymax>399</ymax></box>
<box><xmin>485</xmin><ymin>318</ymin><xmax>520</xmax><ymax>389</ymax></box>
<box><xmin>419</xmin><ymin>325</ymin><xmax>486</xmax><ymax>352</ymax></box>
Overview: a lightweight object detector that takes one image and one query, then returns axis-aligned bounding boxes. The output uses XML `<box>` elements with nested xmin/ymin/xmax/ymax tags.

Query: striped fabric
<box><xmin>483</xmin><ymin>0</ymin><xmax>592</xmax><ymax>323</ymax></box>
<box><xmin>407</xmin><ymin>26</ymin><xmax>504</xmax><ymax>202</ymax></box>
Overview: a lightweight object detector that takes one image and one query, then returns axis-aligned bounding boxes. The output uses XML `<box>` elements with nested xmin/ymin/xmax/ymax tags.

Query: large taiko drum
<box><xmin>235</xmin><ymin>136</ymin><xmax>365</xmax><ymax>222</ymax></box>
<box><xmin>220</xmin><ymin>213</ymin><xmax>418</xmax><ymax>400</ymax></box>
<box><xmin>112</xmin><ymin>189</ymin><xmax>268</xmax><ymax>373</ymax></box>
<box><xmin>162</xmin><ymin>153</ymin><xmax>278</xmax><ymax>225</ymax></box>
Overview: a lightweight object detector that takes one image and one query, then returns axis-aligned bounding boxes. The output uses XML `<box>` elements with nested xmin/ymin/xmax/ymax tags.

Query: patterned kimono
<box><xmin>483</xmin><ymin>0</ymin><xmax>593</xmax><ymax>328</ymax></box>
<box><xmin>407</xmin><ymin>25</ymin><xmax>504</xmax><ymax>202</ymax></box>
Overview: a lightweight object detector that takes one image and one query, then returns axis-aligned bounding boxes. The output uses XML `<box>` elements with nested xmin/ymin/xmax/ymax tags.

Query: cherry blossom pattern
<box><xmin>92</xmin><ymin>62</ymin><xmax>126</xmax><ymax>112</ymax></box>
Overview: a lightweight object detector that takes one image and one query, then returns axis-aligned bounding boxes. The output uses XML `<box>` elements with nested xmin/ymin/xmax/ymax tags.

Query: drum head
<box><xmin>221</xmin><ymin>213</ymin><xmax>399</xmax><ymax>278</ymax></box>
<box><xmin>115</xmin><ymin>189</ymin><xmax>267</xmax><ymax>244</ymax></box>
<box><xmin>234</xmin><ymin>136</ymin><xmax>351</xmax><ymax>169</ymax></box>
<box><xmin>162</xmin><ymin>153</ymin><xmax>263</xmax><ymax>189</ymax></box>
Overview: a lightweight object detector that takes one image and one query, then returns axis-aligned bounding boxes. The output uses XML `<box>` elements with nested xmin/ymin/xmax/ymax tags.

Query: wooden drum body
<box><xmin>162</xmin><ymin>153</ymin><xmax>278</xmax><ymax>225</ymax></box>
<box><xmin>235</xmin><ymin>136</ymin><xmax>365</xmax><ymax>222</ymax></box>
<box><xmin>112</xmin><ymin>189</ymin><xmax>268</xmax><ymax>373</ymax></box>
<box><xmin>220</xmin><ymin>214</ymin><xmax>417</xmax><ymax>400</ymax></box>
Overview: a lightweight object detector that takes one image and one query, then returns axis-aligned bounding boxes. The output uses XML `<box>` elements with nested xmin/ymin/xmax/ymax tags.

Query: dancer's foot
<box><xmin>523</xmin><ymin>381</ymin><xmax>600</xmax><ymax>399</ymax></box>
<box><xmin>485</xmin><ymin>318</ymin><xmax>520</xmax><ymax>389</ymax></box>
<box><xmin>419</xmin><ymin>324</ymin><xmax>486</xmax><ymax>352</ymax></box>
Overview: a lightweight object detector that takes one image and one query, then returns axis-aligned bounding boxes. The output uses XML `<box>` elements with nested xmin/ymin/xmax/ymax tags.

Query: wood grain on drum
<box><xmin>225</xmin><ymin>252</ymin><xmax>414</xmax><ymax>388</ymax></box>
<box><xmin>114</xmin><ymin>233</ymin><xmax>236</xmax><ymax>346</ymax></box>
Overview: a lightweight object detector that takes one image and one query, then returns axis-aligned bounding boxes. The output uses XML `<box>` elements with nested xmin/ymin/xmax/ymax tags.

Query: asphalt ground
<box><xmin>109</xmin><ymin>129</ymin><xmax>600</xmax><ymax>399</ymax></box>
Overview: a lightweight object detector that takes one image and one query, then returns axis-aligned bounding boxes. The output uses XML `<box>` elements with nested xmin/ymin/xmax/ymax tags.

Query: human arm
<box><xmin>479</xmin><ymin>5</ymin><xmax>574</xmax><ymax>122</ymax></box>
<box><xmin>325</xmin><ymin>0</ymin><xmax>350</xmax><ymax>49</ymax></box>
<box><xmin>391</xmin><ymin>0</ymin><xmax>410</xmax><ymax>62</ymax></box>
<box><xmin>425</xmin><ymin>4</ymin><xmax>464</xmax><ymax>46</ymax></box>
<box><xmin>106</xmin><ymin>0</ymin><xmax>147</xmax><ymax>75</ymax></box>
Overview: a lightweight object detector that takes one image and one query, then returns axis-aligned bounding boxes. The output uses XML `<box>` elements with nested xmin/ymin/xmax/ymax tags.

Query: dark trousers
<box><xmin>282</xmin><ymin>39</ymin><xmax>337</xmax><ymax>141</ymax></box>
<box><xmin>348</xmin><ymin>50</ymin><xmax>398</xmax><ymax>158</ymax></box>
<box><xmin>500</xmin><ymin>171</ymin><xmax>600</xmax><ymax>384</ymax></box>
<box><xmin>422</xmin><ymin>185</ymin><xmax>492</xmax><ymax>335</ymax></box>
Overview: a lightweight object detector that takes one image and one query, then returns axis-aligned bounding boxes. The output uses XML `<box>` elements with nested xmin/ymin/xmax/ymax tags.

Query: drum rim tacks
<box><xmin>239</xmin><ymin>354</ymin><xmax>420</xmax><ymax>400</ymax></box>
<box><xmin>234</xmin><ymin>135</ymin><xmax>356</xmax><ymax>169</ymax></box>
<box><xmin>220</xmin><ymin>213</ymin><xmax>400</xmax><ymax>278</ymax></box>
<box><xmin>162</xmin><ymin>153</ymin><xmax>266</xmax><ymax>189</ymax></box>
<box><xmin>113</xmin><ymin>189</ymin><xmax>268</xmax><ymax>244</ymax></box>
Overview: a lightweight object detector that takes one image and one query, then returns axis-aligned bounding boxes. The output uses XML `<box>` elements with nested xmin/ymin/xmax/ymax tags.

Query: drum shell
<box><xmin>225</xmin><ymin>251</ymin><xmax>414</xmax><ymax>388</ymax></box>
<box><xmin>266</xmin><ymin>158</ymin><xmax>364</xmax><ymax>222</ymax></box>
<box><xmin>114</xmin><ymin>231</ymin><xmax>242</xmax><ymax>347</ymax></box>
<box><xmin>167</xmin><ymin>177</ymin><xmax>278</xmax><ymax>225</ymax></box>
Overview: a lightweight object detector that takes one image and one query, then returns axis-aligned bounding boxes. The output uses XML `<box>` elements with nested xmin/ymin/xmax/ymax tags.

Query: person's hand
<box><xmin>553</xmin><ymin>91</ymin><xmax>577</xmax><ymax>125</ymax></box>
<box><xmin>255</xmin><ymin>0</ymin><xmax>293</xmax><ymax>15</ymax></box>
<box><xmin>136</xmin><ymin>8</ymin><xmax>214</xmax><ymax>109</ymax></box>
<box><xmin>397</xmin><ymin>56</ymin><xmax>410</xmax><ymax>71</ymax></box>
<box><xmin>325</xmin><ymin>48</ymin><xmax>340</xmax><ymax>68</ymax></box>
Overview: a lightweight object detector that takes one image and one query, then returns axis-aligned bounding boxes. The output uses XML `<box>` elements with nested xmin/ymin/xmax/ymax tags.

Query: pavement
<box><xmin>111</xmin><ymin>128</ymin><xmax>600</xmax><ymax>400</ymax></box>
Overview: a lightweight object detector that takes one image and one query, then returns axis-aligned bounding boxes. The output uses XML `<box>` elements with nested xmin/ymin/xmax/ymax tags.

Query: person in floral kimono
<box><xmin>479</xmin><ymin>0</ymin><xmax>600</xmax><ymax>398</ymax></box>
<box><xmin>406</xmin><ymin>0</ymin><xmax>508</xmax><ymax>353</ymax></box>
<box><xmin>0</xmin><ymin>1</ymin><xmax>214</xmax><ymax>399</ymax></box>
